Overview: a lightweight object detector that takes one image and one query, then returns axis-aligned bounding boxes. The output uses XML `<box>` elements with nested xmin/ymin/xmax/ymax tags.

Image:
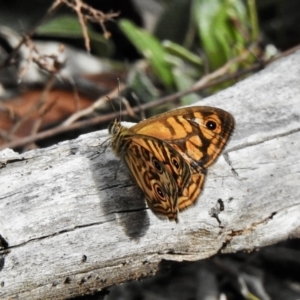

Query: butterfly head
<box><xmin>108</xmin><ymin>119</ymin><xmax>122</xmax><ymax>136</ymax></box>
<box><xmin>109</xmin><ymin>118</ymin><xmax>128</xmax><ymax>156</ymax></box>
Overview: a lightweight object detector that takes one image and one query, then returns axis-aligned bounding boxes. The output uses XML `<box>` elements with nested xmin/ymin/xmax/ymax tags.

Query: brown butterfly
<box><xmin>109</xmin><ymin>106</ymin><xmax>234</xmax><ymax>221</ymax></box>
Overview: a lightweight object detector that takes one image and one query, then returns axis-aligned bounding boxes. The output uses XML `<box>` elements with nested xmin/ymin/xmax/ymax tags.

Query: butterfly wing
<box><xmin>127</xmin><ymin>134</ymin><xmax>191</xmax><ymax>195</ymax></box>
<box><xmin>177</xmin><ymin>172</ymin><xmax>206</xmax><ymax>210</ymax></box>
<box><xmin>110</xmin><ymin>119</ymin><xmax>191</xmax><ymax>221</ymax></box>
<box><xmin>131</xmin><ymin>106</ymin><xmax>234</xmax><ymax>170</ymax></box>
<box><xmin>131</xmin><ymin>106</ymin><xmax>234</xmax><ymax>208</ymax></box>
<box><xmin>122</xmin><ymin>141</ymin><xmax>179</xmax><ymax>221</ymax></box>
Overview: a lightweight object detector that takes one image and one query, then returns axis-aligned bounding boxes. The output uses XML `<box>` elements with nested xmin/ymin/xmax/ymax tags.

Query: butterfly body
<box><xmin>109</xmin><ymin>106</ymin><xmax>234</xmax><ymax>221</ymax></box>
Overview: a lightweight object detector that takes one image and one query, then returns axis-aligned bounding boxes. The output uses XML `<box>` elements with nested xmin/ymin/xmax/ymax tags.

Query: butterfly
<box><xmin>109</xmin><ymin>106</ymin><xmax>234</xmax><ymax>222</ymax></box>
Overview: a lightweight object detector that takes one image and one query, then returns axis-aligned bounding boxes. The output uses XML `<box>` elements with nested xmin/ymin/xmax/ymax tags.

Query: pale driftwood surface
<box><xmin>1</xmin><ymin>51</ymin><xmax>300</xmax><ymax>300</ymax></box>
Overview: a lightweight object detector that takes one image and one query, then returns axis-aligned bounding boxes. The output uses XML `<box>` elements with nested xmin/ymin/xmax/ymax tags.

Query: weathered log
<box><xmin>1</xmin><ymin>51</ymin><xmax>300</xmax><ymax>300</ymax></box>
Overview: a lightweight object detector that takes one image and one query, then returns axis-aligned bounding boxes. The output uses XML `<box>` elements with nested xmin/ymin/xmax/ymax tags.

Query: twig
<box><xmin>62</xmin><ymin>84</ymin><xmax>126</xmax><ymax>126</ymax></box>
<box><xmin>192</xmin><ymin>45</ymin><xmax>256</xmax><ymax>90</ymax></box>
<box><xmin>57</xmin><ymin>0</ymin><xmax>119</xmax><ymax>52</ymax></box>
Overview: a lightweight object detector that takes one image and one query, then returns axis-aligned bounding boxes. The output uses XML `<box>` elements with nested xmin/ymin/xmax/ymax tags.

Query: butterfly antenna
<box><xmin>131</xmin><ymin>92</ymin><xmax>145</xmax><ymax>120</ymax></box>
<box><xmin>108</xmin><ymin>80</ymin><xmax>121</xmax><ymax>121</ymax></box>
<box><xmin>117</xmin><ymin>78</ymin><xmax>122</xmax><ymax>121</ymax></box>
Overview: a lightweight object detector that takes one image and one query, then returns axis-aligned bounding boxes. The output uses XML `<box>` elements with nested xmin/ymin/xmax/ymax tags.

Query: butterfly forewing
<box><xmin>131</xmin><ymin>106</ymin><xmax>234</xmax><ymax>171</ymax></box>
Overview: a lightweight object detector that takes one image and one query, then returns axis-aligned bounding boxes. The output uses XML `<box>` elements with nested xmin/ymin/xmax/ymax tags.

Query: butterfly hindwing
<box><xmin>123</xmin><ymin>142</ymin><xmax>179</xmax><ymax>221</ymax></box>
<box><xmin>109</xmin><ymin>119</ymin><xmax>192</xmax><ymax>221</ymax></box>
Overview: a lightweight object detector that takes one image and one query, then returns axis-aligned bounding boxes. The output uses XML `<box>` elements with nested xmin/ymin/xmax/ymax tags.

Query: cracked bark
<box><xmin>1</xmin><ymin>51</ymin><xmax>300</xmax><ymax>300</ymax></box>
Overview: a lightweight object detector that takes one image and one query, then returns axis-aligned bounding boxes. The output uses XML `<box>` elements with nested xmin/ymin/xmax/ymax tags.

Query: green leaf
<box><xmin>163</xmin><ymin>40</ymin><xmax>203</xmax><ymax>68</ymax></box>
<box><xmin>36</xmin><ymin>15</ymin><xmax>114</xmax><ymax>57</ymax></box>
<box><xmin>193</xmin><ymin>0</ymin><xmax>225</xmax><ymax>68</ymax></box>
<box><xmin>37</xmin><ymin>15</ymin><xmax>85</xmax><ymax>38</ymax></box>
<box><xmin>119</xmin><ymin>19</ymin><xmax>174</xmax><ymax>88</ymax></box>
<box><xmin>193</xmin><ymin>0</ymin><xmax>252</xmax><ymax>69</ymax></box>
